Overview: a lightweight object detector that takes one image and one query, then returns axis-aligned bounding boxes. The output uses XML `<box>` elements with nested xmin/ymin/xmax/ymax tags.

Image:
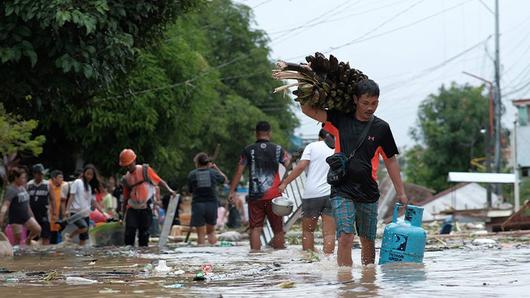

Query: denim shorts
<box><xmin>302</xmin><ymin>196</ymin><xmax>333</xmax><ymax>218</ymax></box>
<box><xmin>330</xmin><ymin>196</ymin><xmax>378</xmax><ymax>240</ymax></box>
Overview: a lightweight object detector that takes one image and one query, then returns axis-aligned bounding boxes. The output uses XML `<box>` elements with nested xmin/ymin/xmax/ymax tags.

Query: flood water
<box><xmin>1</xmin><ymin>242</ymin><xmax>529</xmax><ymax>297</ymax></box>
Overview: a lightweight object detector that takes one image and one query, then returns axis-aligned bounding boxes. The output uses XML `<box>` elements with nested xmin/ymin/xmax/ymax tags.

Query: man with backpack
<box><xmin>119</xmin><ymin>149</ymin><xmax>176</xmax><ymax>247</ymax></box>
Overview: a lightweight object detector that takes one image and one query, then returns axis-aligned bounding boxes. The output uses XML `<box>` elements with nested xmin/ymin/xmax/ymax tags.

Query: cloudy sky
<box><xmin>235</xmin><ymin>0</ymin><xmax>530</xmax><ymax>148</ymax></box>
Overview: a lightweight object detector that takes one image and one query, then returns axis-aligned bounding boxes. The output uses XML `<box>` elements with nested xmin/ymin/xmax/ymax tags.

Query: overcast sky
<box><xmin>235</xmin><ymin>0</ymin><xmax>530</xmax><ymax>148</ymax></box>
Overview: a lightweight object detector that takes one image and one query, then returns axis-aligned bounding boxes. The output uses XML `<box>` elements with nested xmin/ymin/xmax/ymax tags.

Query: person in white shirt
<box><xmin>278</xmin><ymin>129</ymin><xmax>336</xmax><ymax>254</ymax></box>
<box><xmin>65</xmin><ymin>164</ymin><xmax>108</xmax><ymax>245</ymax></box>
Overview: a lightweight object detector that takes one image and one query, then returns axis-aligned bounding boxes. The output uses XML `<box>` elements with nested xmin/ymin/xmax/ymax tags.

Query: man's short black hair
<box><xmin>255</xmin><ymin>121</ymin><xmax>271</xmax><ymax>132</ymax></box>
<box><xmin>318</xmin><ymin>128</ymin><xmax>329</xmax><ymax>139</ymax></box>
<box><xmin>50</xmin><ymin>170</ymin><xmax>63</xmax><ymax>178</ymax></box>
<box><xmin>32</xmin><ymin>163</ymin><xmax>45</xmax><ymax>174</ymax></box>
<box><xmin>354</xmin><ymin>79</ymin><xmax>379</xmax><ymax>98</ymax></box>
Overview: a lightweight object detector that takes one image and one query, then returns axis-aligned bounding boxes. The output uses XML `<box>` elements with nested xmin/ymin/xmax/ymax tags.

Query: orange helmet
<box><xmin>119</xmin><ymin>149</ymin><xmax>137</xmax><ymax>167</ymax></box>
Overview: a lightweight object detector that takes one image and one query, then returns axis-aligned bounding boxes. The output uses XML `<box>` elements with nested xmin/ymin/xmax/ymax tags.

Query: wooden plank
<box><xmin>159</xmin><ymin>194</ymin><xmax>180</xmax><ymax>248</ymax></box>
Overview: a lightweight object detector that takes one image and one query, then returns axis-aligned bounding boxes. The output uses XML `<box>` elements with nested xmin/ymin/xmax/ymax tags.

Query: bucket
<box><xmin>4</xmin><ymin>224</ymin><xmax>27</xmax><ymax>246</ymax></box>
<box><xmin>271</xmin><ymin>196</ymin><xmax>294</xmax><ymax>216</ymax></box>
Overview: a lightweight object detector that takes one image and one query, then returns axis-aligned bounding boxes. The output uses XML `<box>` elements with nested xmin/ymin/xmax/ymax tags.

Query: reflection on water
<box><xmin>0</xmin><ymin>244</ymin><xmax>529</xmax><ymax>297</ymax></box>
<box><xmin>380</xmin><ymin>262</ymin><xmax>427</xmax><ymax>284</ymax></box>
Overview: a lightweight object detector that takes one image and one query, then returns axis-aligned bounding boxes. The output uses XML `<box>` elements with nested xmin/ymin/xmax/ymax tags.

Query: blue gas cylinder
<box><xmin>379</xmin><ymin>204</ymin><xmax>427</xmax><ymax>265</ymax></box>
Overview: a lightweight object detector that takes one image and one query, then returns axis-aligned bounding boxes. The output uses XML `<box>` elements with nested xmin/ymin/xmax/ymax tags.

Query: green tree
<box><xmin>404</xmin><ymin>83</ymin><xmax>489</xmax><ymax>192</ymax></box>
<box><xmin>0</xmin><ymin>103</ymin><xmax>45</xmax><ymax>157</ymax></box>
<box><xmin>52</xmin><ymin>1</ymin><xmax>295</xmax><ymax>184</ymax></box>
<box><xmin>187</xmin><ymin>0</ymin><xmax>298</xmax><ymax>135</ymax></box>
<box><xmin>0</xmin><ymin>0</ymin><xmax>201</xmax><ymax>147</ymax></box>
<box><xmin>0</xmin><ymin>0</ymin><xmax>297</xmax><ymax>185</ymax></box>
<box><xmin>0</xmin><ymin>103</ymin><xmax>45</xmax><ymax>191</ymax></box>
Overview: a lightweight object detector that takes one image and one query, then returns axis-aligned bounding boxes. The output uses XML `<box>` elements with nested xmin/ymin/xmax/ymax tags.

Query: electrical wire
<box><xmin>271</xmin><ymin>0</ymin><xmax>360</xmax><ymax>45</ymax></box>
<box><xmin>286</xmin><ymin>0</ymin><xmax>472</xmax><ymax>60</ymax></box>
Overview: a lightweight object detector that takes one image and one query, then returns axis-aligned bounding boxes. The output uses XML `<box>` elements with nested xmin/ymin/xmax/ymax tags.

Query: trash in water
<box><xmin>66</xmin><ymin>276</ymin><xmax>98</xmax><ymax>284</ymax></box>
<box><xmin>193</xmin><ymin>272</ymin><xmax>206</xmax><ymax>281</ymax></box>
<box><xmin>26</xmin><ymin>271</ymin><xmax>46</xmax><ymax>276</ymax></box>
<box><xmin>132</xmin><ymin>290</ymin><xmax>145</xmax><ymax>294</ymax></box>
<box><xmin>171</xmin><ymin>269</ymin><xmax>185</xmax><ymax>275</ymax></box>
<box><xmin>273</xmin><ymin>262</ymin><xmax>281</xmax><ymax>267</ymax></box>
<box><xmin>99</xmin><ymin>288</ymin><xmax>121</xmax><ymax>294</ymax></box>
<box><xmin>219</xmin><ymin>241</ymin><xmax>234</xmax><ymax>247</ymax></box>
<box><xmin>0</xmin><ymin>268</ymin><xmax>15</xmax><ymax>274</ymax></box>
<box><xmin>278</xmin><ymin>280</ymin><xmax>295</xmax><ymax>288</ymax></box>
<box><xmin>42</xmin><ymin>271</ymin><xmax>59</xmax><ymax>282</ymax></box>
<box><xmin>155</xmin><ymin>260</ymin><xmax>171</xmax><ymax>273</ymax></box>
<box><xmin>89</xmin><ymin>261</ymin><xmax>96</xmax><ymax>265</ymax></box>
<box><xmin>143</xmin><ymin>264</ymin><xmax>154</xmax><ymax>272</ymax></box>
<box><xmin>4</xmin><ymin>278</ymin><xmax>19</xmax><ymax>283</ymax></box>
<box><xmin>218</xmin><ymin>231</ymin><xmax>241</xmax><ymax>241</ymax></box>
<box><xmin>472</xmin><ymin>239</ymin><xmax>497</xmax><ymax>246</ymax></box>
<box><xmin>164</xmin><ymin>283</ymin><xmax>183</xmax><ymax>289</ymax></box>
<box><xmin>201</xmin><ymin>264</ymin><xmax>213</xmax><ymax>274</ymax></box>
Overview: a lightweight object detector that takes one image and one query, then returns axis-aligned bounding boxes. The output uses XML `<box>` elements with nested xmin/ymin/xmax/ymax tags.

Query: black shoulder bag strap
<box><xmin>348</xmin><ymin>116</ymin><xmax>374</xmax><ymax>160</ymax></box>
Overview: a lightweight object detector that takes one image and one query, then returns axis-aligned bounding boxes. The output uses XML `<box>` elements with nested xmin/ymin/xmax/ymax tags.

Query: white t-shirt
<box><xmin>69</xmin><ymin>178</ymin><xmax>94</xmax><ymax>214</ymax></box>
<box><xmin>300</xmin><ymin>140</ymin><xmax>334</xmax><ymax>199</ymax></box>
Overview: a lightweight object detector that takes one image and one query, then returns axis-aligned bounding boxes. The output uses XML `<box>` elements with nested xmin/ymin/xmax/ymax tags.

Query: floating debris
<box><xmin>66</xmin><ymin>276</ymin><xmax>98</xmax><ymax>285</ymax></box>
<box><xmin>193</xmin><ymin>272</ymin><xmax>206</xmax><ymax>281</ymax></box>
<box><xmin>42</xmin><ymin>271</ymin><xmax>59</xmax><ymax>282</ymax></box>
<box><xmin>164</xmin><ymin>283</ymin><xmax>183</xmax><ymax>289</ymax></box>
<box><xmin>278</xmin><ymin>280</ymin><xmax>295</xmax><ymax>288</ymax></box>
<box><xmin>472</xmin><ymin>239</ymin><xmax>497</xmax><ymax>246</ymax></box>
<box><xmin>99</xmin><ymin>288</ymin><xmax>121</xmax><ymax>294</ymax></box>
<box><xmin>201</xmin><ymin>264</ymin><xmax>213</xmax><ymax>274</ymax></box>
<box><xmin>218</xmin><ymin>231</ymin><xmax>241</xmax><ymax>242</ymax></box>
<box><xmin>154</xmin><ymin>260</ymin><xmax>171</xmax><ymax>273</ymax></box>
<box><xmin>171</xmin><ymin>269</ymin><xmax>185</xmax><ymax>275</ymax></box>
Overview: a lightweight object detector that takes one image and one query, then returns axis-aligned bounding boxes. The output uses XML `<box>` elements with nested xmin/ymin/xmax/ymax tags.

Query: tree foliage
<box><xmin>404</xmin><ymin>83</ymin><xmax>489</xmax><ymax>192</ymax></box>
<box><xmin>0</xmin><ymin>0</ymin><xmax>201</xmax><ymax>121</ymax></box>
<box><xmin>0</xmin><ymin>104</ymin><xmax>45</xmax><ymax>158</ymax></box>
<box><xmin>0</xmin><ymin>0</ymin><xmax>297</xmax><ymax>187</ymax></box>
<box><xmin>72</xmin><ymin>1</ymin><xmax>296</xmax><ymax>184</ymax></box>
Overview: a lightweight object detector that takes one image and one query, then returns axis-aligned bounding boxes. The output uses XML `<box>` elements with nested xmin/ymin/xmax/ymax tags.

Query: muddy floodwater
<box><xmin>1</xmin><ymin>242</ymin><xmax>529</xmax><ymax>297</ymax></box>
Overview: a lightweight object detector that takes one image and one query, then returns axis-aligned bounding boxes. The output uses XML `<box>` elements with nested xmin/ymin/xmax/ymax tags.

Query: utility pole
<box><xmin>462</xmin><ymin>71</ymin><xmax>494</xmax><ymax>207</ymax></box>
<box><xmin>493</xmin><ymin>0</ymin><xmax>502</xmax><ymax>175</ymax></box>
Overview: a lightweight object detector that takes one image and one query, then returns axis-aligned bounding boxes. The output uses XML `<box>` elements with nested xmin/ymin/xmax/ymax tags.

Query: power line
<box><xmin>271</xmin><ymin>0</ymin><xmax>360</xmax><ymax>45</ymax></box>
<box><xmin>268</xmin><ymin>0</ymin><xmax>402</xmax><ymax>36</ymax></box>
<box><xmin>336</xmin><ymin>0</ymin><xmax>425</xmax><ymax>46</ymax></box>
<box><xmin>381</xmin><ymin>37</ymin><xmax>490</xmax><ymax>93</ymax></box>
<box><xmin>477</xmin><ymin>0</ymin><xmax>494</xmax><ymax>15</ymax></box>
<box><xmin>286</xmin><ymin>0</ymin><xmax>472</xmax><ymax>60</ymax></box>
<box><xmin>252</xmin><ymin>0</ymin><xmax>273</xmax><ymax>9</ymax></box>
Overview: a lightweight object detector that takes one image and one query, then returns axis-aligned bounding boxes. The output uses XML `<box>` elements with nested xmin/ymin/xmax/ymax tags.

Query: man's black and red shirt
<box><xmin>324</xmin><ymin>110</ymin><xmax>399</xmax><ymax>203</ymax></box>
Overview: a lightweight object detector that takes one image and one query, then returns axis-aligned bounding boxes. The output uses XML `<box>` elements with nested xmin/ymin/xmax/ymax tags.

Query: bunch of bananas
<box><xmin>272</xmin><ymin>52</ymin><xmax>368</xmax><ymax>113</ymax></box>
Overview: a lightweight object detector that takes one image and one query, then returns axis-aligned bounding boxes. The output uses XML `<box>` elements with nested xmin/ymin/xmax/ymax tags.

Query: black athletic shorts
<box><xmin>191</xmin><ymin>201</ymin><xmax>218</xmax><ymax>227</ymax></box>
<box><xmin>36</xmin><ymin>219</ymin><xmax>51</xmax><ymax>239</ymax></box>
